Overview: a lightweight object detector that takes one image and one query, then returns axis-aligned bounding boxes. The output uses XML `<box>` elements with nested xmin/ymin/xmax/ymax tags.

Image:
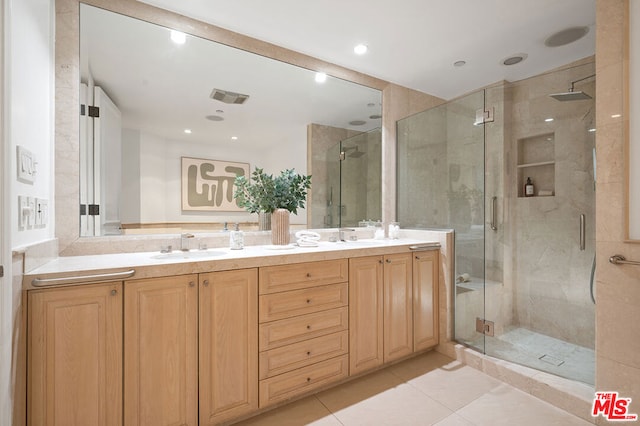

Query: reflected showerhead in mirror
<box><xmin>343</xmin><ymin>146</ymin><xmax>366</xmax><ymax>158</ymax></box>
<box><xmin>549</xmin><ymin>90</ymin><xmax>592</xmax><ymax>101</ymax></box>
<box><xmin>550</xmin><ymin>73</ymin><xmax>595</xmax><ymax>101</ymax></box>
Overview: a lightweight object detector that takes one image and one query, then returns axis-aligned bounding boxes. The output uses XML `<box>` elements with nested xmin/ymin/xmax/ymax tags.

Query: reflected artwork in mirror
<box><xmin>79</xmin><ymin>3</ymin><xmax>382</xmax><ymax>236</ymax></box>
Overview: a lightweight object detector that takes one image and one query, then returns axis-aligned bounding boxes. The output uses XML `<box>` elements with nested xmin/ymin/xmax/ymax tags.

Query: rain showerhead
<box><xmin>341</xmin><ymin>146</ymin><xmax>366</xmax><ymax>159</ymax></box>
<box><xmin>549</xmin><ymin>73</ymin><xmax>595</xmax><ymax>102</ymax></box>
<box><xmin>549</xmin><ymin>90</ymin><xmax>592</xmax><ymax>101</ymax></box>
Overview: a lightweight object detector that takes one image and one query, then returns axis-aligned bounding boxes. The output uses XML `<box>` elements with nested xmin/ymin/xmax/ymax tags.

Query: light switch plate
<box><xmin>27</xmin><ymin>197</ymin><xmax>36</xmax><ymax>228</ymax></box>
<box><xmin>17</xmin><ymin>146</ymin><xmax>36</xmax><ymax>184</ymax></box>
<box><xmin>18</xmin><ymin>196</ymin><xmax>28</xmax><ymax>229</ymax></box>
<box><xmin>35</xmin><ymin>198</ymin><xmax>48</xmax><ymax>227</ymax></box>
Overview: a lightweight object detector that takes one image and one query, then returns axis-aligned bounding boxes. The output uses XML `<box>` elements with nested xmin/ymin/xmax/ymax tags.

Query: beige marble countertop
<box><xmin>23</xmin><ymin>238</ymin><xmax>440</xmax><ymax>290</ymax></box>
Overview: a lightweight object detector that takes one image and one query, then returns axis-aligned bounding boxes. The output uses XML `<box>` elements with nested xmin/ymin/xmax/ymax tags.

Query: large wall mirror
<box><xmin>76</xmin><ymin>2</ymin><xmax>382</xmax><ymax>237</ymax></box>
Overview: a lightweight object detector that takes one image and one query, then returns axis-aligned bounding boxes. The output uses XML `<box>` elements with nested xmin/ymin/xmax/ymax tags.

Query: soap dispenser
<box><xmin>524</xmin><ymin>177</ymin><xmax>535</xmax><ymax>197</ymax></box>
<box><xmin>229</xmin><ymin>223</ymin><xmax>244</xmax><ymax>250</ymax></box>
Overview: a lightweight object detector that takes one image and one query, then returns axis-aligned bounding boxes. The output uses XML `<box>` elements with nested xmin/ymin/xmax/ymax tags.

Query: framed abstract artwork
<box><xmin>181</xmin><ymin>157</ymin><xmax>250</xmax><ymax>212</ymax></box>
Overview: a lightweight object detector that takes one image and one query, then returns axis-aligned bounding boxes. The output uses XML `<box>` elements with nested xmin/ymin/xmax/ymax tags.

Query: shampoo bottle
<box><xmin>524</xmin><ymin>177</ymin><xmax>535</xmax><ymax>197</ymax></box>
<box><xmin>229</xmin><ymin>223</ymin><xmax>244</xmax><ymax>250</ymax></box>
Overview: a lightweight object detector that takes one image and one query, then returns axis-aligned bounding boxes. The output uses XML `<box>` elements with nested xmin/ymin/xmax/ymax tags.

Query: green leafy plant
<box><xmin>234</xmin><ymin>167</ymin><xmax>312</xmax><ymax>214</ymax></box>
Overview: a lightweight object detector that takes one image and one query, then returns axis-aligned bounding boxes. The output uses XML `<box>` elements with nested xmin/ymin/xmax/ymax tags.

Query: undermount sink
<box><xmin>328</xmin><ymin>239</ymin><xmax>388</xmax><ymax>246</ymax></box>
<box><xmin>151</xmin><ymin>249</ymin><xmax>227</xmax><ymax>260</ymax></box>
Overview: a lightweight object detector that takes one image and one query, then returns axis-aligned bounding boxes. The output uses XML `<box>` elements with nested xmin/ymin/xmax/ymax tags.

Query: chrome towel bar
<box><xmin>609</xmin><ymin>255</ymin><xmax>640</xmax><ymax>266</ymax></box>
<box><xmin>32</xmin><ymin>269</ymin><xmax>136</xmax><ymax>287</ymax></box>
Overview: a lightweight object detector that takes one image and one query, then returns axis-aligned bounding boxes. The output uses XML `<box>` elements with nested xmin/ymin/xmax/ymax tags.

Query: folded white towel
<box><xmin>296</xmin><ymin>230</ymin><xmax>321</xmax><ymax>247</ymax></box>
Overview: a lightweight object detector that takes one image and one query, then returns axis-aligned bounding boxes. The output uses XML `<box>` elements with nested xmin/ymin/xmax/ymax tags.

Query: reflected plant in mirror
<box><xmin>78</xmin><ymin>3</ymin><xmax>382</xmax><ymax>237</ymax></box>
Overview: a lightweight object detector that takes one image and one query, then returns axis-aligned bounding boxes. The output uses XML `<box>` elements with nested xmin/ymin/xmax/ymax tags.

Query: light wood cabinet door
<box><xmin>383</xmin><ymin>253</ymin><xmax>414</xmax><ymax>362</ymax></box>
<box><xmin>348</xmin><ymin>256</ymin><xmax>384</xmax><ymax>375</ymax></box>
<box><xmin>199</xmin><ymin>269</ymin><xmax>258</xmax><ymax>425</ymax></box>
<box><xmin>28</xmin><ymin>282</ymin><xmax>122</xmax><ymax>426</ymax></box>
<box><xmin>124</xmin><ymin>275</ymin><xmax>198</xmax><ymax>426</ymax></box>
<box><xmin>413</xmin><ymin>251</ymin><xmax>440</xmax><ymax>351</ymax></box>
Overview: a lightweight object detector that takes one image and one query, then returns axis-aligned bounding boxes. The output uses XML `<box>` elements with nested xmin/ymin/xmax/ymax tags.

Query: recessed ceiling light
<box><xmin>205</xmin><ymin>115</ymin><xmax>224</xmax><ymax>122</ymax></box>
<box><xmin>544</xmin><ymin>26</ymin><xmax>589</xmax><ymax>47</ymax></box>
<box><xmin>184</xmin><ymin>129</ymin><xmax>192</xmax><ymax>134</ymax></box>
<box><xmin>454</xmin><ymin>60</ymin><xmax>466</xmax><ymax>67</ymax></box>
<box><xmin>349</xmin><ymin>120</ymin><xmax>367</xmax><ymax>126</ymax></box>
<box><xmin>231</xmin><ymin>136</ymin><xmax>238</xmax><ymax>140</ymax></box>
<box><xmin>170</xmin><ymin>30</ymin><xmax>186</xmax><ymax>45</ymax></box>
<box><xmin>502</xmin><ymin>54</ymin><xmax>527</xmax><ymax>66</ymax></box>
<box><xmin>545</xmin><ymin>118</ymin><xmax>554</xmax><ymax>122</ymax></box>
<box><xmin>588</xmin><ymin>128</ymin><xmax>596</xmax><ymax>132</ymax></box>
<box><xmin>354</xmin><ymin>44</ymin><xmax>368</xmax><ymax>55</ymax></box>
<box><xmin>315</xmin><ymin>72</ymin><xmax>327</xmax><ymax>83</ymax></box>
<box><xmin>611</xmin><ymin>114</ymin><xmax>622</xmax><ymax>118</ymax></box>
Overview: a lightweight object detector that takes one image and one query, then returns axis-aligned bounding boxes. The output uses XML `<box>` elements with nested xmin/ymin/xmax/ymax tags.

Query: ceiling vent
<box><xmin>210</xmin><ymin>88</ymin><xmax>250</xmax><ymax>105</ymax></box>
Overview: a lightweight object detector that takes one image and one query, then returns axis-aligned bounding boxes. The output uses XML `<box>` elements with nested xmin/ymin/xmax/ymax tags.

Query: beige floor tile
<box><xmin>233</xmin><ymin>396</ymin><xmax>341</xmax><ymax>426</ymax></box>
<box><xmin>455</xmin><ymin>384</ymin><xmax>594</xmax><ymax>426</ymax></box>
<box><xmin>433</xmin><ymin>413</ymin><xmax>476</xmax><ymax>426</ymax></box>
<box><xmin>388</xmin><ymin>353</ymin><xmax>502</xmax><ymax>411</ymax></box>
<box><xmin>320</xmin><ymin>381</ymin><xmax>453</xmax><ymax>426</ymax></box>
<box><xmin>315</xmin><ymin>369</ymin><xmax>405</xmax><ymax>410</ymax></box>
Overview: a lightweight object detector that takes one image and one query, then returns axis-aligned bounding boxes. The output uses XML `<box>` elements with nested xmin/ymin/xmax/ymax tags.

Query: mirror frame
<box><xmin>55</xmin><ymin>0</ymin><xmax>392</xmax><ymax>254</ymax></box>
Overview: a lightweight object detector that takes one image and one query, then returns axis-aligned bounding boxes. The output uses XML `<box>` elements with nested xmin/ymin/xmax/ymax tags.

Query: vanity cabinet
<box><xmin>348</xmin><ymin>256</ymin><xmax>384</xmax><ymax>375</ymax></box>
<box><xmin>27</xmin><ymin>282</ymin><xmax>123</xmax><ymax>426</ymax></box>
<box><xmin>258</xmin><ymin>259</ymin><xmax>349</xmax><ymax>407</ymax></box>
<box><xmin>199</xmin><ymin>269</ymin><xmax>258</xmax><ymax>425</ymax></box>
<box><xmin>349</xmin><ymin>250</ymin><xmax>440</xmax><ymax>374</ymax></box>
<box><xmin>124</xmin><ymin>275</ymin><xmax>199</xmax><ymax>426</ymax></box>
<box><xmin>413</xmin><ymin>250</ymin><xmax>440</xmax><ymax>350</ymax></box>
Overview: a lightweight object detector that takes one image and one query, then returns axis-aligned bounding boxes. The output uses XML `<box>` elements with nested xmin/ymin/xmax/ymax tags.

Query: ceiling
<box><xmin>138</xmin><ymin>0</ymin><xmax>596</xmax><ymax>100</ymax></box>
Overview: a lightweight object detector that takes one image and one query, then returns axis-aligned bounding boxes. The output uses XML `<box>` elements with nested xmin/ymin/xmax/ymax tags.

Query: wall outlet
<box><xmin>17</xmin><ymin>146</ymin><xmax>37</xmax><ymax>184</ymax></box>
<box><xmin>35</xmin><ymin>198</ymin><xmax>48</xmax><ymax>227</ymax></box>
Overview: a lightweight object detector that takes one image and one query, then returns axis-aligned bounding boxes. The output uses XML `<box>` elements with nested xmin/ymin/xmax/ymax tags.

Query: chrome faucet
<box><xmin>339</xmin><ymin>228</ymin><xmax>355</xmax><ymax>242</ymax></box>
<box><xmin>180</xmin><ymin>233</ymin><xmax>195</xmax><ymax>251</ymax></box>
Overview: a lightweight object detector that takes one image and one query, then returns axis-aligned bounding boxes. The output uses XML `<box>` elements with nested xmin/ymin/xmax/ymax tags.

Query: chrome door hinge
<box><xmin>0</xmin><ymin>265</ymin><xmax>4</xmax><ymax>278</ymax></box>
<box><xmin>476</xmin><ymin>317</ymin><xmax>495</xmax><ymax>336</ymax></box>
<box><xmin>474</xmin><ymin>107</ymin><xmax>495</xmax><ymax>125</ymax></box>
<box><xmin>339</xmin><ymin>151</ymin><xmax>346</xmax><ymax>161</ymax></box>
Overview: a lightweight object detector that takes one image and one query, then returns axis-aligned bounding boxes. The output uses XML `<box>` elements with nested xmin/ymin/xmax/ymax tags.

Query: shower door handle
<box><xmin>490</xmin><ymin>196</ymin><xmax>498</xmax><ymax>231</ymax></box>
<box><xmin>580</xmin><ymin>214</ymin><xmax>586</xmax><ymax>251</ymax></box>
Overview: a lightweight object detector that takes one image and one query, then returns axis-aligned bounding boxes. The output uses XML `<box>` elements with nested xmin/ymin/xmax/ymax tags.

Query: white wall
<box><xmin>123</xmin><ymin>128</ymin><xmax>309</xmax><ymax>225</ymax></box>
<box><xmin>9</xmin><ymin>0</ymin><xmax>55</xmax><ymax>248</ymax></box>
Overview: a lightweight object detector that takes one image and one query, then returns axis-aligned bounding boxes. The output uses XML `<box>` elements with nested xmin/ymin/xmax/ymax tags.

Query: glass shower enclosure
<box><xmin>397</xmin><ymin>60</ymin><xmax>596</xmax><ymax>385</ymax></box>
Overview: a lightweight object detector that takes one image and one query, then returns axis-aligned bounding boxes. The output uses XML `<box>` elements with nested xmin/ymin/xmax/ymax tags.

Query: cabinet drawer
<box><xmin>259</xmin><ymin>307</ymin><xmax>348</xmax><ymax>351</ymax></box>
<box><xmin>259</xmin><ymin>259</ymin><xmax>348</xmax><ymax>294</ymax></box>
<box><xmin>259</xmin><ymin>355</ymin><xmax>349</xmax><ymax>407</ymax></box>
<box><xmin>259</xmin><ymin>331</ymin><xmax>348</xmax><ymax>379</ymax></box>
<box><xmin>259</xmin><ymin>283</ymin><xmax>348</xmax><ymax>323</ymax></box>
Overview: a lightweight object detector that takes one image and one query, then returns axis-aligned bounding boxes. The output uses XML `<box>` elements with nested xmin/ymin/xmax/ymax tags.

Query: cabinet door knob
<box><xmin>306</xmin><ymin>299</ymin><xmax>311</xmax><ymax>304</ymax></box>
<box><xmin>203</xmin><ymin>279</ymin><xmax>209</xmax><ymax>287</ymax></box>
<box><xmin>306</xmin><ymin>273</ymin><xmax>311</xmax><ymax>278</ymax></box>
<box><xmin>189</xmin><ymin>281</ymin><xmax>195</xmax><ymax>287</ymax></box>
<box><xmin>306</xmin><ymin>377</ymin><xmax>311</xmax><ymax>382</ymax></box>
<box><xmin>307</xmin><ymin>351</ymin><xmax>311</xmax><ymax>356</ymax></box>
<box><xmin>110</xmin><ymin>289</ymin><xmax>117</xmax><ymax>296</ymax></box>
<box><xmin>386</xmin><ymin>259</ymin><xmax>392</xmax><ymax>263</ymax></box>
<box><xmin>415</xmin><ymin>256</ymin><xmax>421</xmax><ymax>260</ymax></box>
<box><xmin>306</xmin><ymin>325</ymin><xmax>311</xmax><ymax>330</ymax></box>
<box><xmin>379</xmin><ymin>260</ymin><xmax>383</xmax><ymax>264</ymax></box>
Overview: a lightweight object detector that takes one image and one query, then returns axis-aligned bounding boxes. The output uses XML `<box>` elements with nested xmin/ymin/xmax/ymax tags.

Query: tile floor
<box><xmin>235</xmin><ymin>351</ymin><xmax>593</xmax><ymax>426</ymax></box>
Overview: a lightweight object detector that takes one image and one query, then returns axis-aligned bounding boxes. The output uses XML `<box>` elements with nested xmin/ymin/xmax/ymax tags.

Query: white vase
<box><xmin>271</xmin><ymin>209</ymin><xmax>290</xmax><ymax>245</ymax></box>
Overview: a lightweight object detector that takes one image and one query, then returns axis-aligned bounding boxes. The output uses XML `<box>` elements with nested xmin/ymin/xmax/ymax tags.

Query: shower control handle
<box><xmin>490</xmin><ymin>196</ymin><xmax>498</xmax><ymax>231</ymax></box>
<box><xmin>580</xmin><ymin>214</ymin><xmax>586</xmax><ymax>251</ymax></box>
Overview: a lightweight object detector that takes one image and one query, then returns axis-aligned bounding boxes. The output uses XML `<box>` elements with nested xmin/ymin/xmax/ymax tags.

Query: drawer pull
<box><xmin>189</xmin><ymin>281</ymin><xmax>195</xmax><ymax>287</ymax></box>
<box><xmin>306</xmin><ymin>377</ymin><xmax>311</xmax><ymax>382</ymax></box>
<box><xmin>306</xmin><ymin>299</ymin><xmax>311</xmax><ymax>304</ymax></box>
<box><xmin>203</xmin><ymin>279</ymin><xmax>209</xmax><ymax>287</ymax></box>
<box><xmin>110</xmin><ymin>289</ymin><xmax>117</xmax><ymax>296</ymax></box>
<box><xmin>386</xmin><ymin>259</ymin><xmax>392</xmax><ymax>263</ymax></box>
<box><xmin>306</xmin><ymin>273</ymin><xmax>311</xmax><ymax>278</ymax></box>
<box><xmin>306</xmin><ymin>325</ymin><xmax>311</xmax><ymax>330</ymax></box>
<box><xmin>307</xmin><ymin>351</ymin><xmax>311</xmax><ymax>356</ymax></box>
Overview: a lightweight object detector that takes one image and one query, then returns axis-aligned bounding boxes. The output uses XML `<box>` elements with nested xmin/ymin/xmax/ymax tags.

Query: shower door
<box><xmin>397</xmin><ymin>90</ymin><xmax>487</xmax><ymax>354</ymax></box>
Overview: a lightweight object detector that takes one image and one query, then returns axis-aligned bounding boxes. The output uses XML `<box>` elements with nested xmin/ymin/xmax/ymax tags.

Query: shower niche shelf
<box><xmin>517</xmin><ymin>133</ymin><xmax>555</xmax><ymax>197</ymax></box>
